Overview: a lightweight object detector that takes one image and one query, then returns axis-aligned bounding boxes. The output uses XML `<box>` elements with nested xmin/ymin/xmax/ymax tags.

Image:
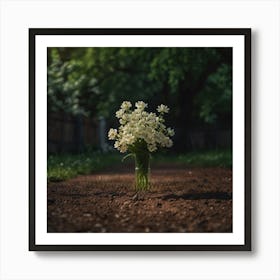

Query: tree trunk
<box><xmin>175</xmin><ymin>60</ymin><xmax>225</xmax><ymax>152</ymax></box>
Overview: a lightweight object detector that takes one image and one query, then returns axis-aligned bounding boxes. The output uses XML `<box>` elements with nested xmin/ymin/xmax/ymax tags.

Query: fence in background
<box><xmin>47</xmin><ymin>112</ymin><xmax>232</xmax><ymax>154</ymax></box>
<box><xmin>47</xmin><ymin>112</ymin><xmax>104</xmax><ymax>154</ymax></box>
<box><xmin>189</xmin><ymin>129</ymin><xmax>232</xmax><ymax>150</ymax></box>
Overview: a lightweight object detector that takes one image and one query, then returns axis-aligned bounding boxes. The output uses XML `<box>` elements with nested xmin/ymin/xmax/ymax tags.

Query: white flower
<box><xmin>121</xmin><ymin>101</ymin><xmax>132</xmax><ymax>111</ymax></box>
<box><xmin>135</xmin><ymin>101</ymin><xmax>147</xmax><ymax>111</ymax></box>
<box><xmin>116</xmin><ymin>109</ymin><xmax>125</xmax><ymax>118</ymax></box>
<box><xmin>119</xmin><ymin>144</ymin><xmax>128</xmax><ymax>153</ymax></box>
<box><xmin>165</xmin><ymin>139</ymin><xmax>173</xmax><ymax>148</ymax></box>
<box><xmin>148</xmin><ymin>144</ymin><xmax>157</xmax><ymax>152</ymax></box>
<box><xmin>124</xmin><ymin>134</ymin><xmax>135</xmax><ymax>145</ymax></box>
<box><xmin>119</xmin><ymin>118</ymin><xmax>126</xmax><ymax>125</ymax></box>
<box><xmin>167</xmin><ymin>128</ymin><xmax>175</xmax><ymax>137</ymax></box>
<box><xmin>157</xmin><ymin>104</ymin><xmax>169</xmax><ymax>114</ymax></box>
<box><xmin>114</xmin><ymin>141</ymin><xmax>120</xmax><ymax>149</ymax></box>
<box><xmin>108</xmin><ymin>101</ymin><xmax>174</xmax><ymax>153</ymax></box>
<box><xmin>108</xmin><ymin>128</ymin><xmax>118</xmax><ymax>140</ymax></box>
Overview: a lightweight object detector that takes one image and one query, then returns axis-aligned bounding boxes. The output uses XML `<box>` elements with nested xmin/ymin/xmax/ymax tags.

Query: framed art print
<box><xmin>29</xmin><ymin>28</ymin><xmax>251</xmax><ymax>251</ymax></box>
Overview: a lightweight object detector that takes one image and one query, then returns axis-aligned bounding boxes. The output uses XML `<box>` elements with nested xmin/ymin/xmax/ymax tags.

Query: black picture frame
<box><xmin>29</xmin><ymin>28</ymin><xmax>251</xmax><ymax>251</ymax></box>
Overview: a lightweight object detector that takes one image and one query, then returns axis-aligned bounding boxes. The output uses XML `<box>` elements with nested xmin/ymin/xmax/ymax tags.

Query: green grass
<box><xmin>48</xmin><ymin>149</ymin><xmax>232</xmax><ymax>182</ymax></box>
<box><xmin>47</xmin><ymin>152</ymin><xmax>122</xmax><ymax>182</ymax></box>
<box><xmin>153</xmin><ymin>149</ymin><xmax>232</xmax><ymax>168</ymax></box>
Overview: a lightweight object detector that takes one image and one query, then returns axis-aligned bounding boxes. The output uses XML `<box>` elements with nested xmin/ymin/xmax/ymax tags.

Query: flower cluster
<box><xmin>108</xmin><ymin>101</ymin><xmax>175</xmax><ymax>153</ymax></box>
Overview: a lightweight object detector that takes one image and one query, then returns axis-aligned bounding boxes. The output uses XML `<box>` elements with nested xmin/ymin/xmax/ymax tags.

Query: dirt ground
<box><xmin>47</xmin><ymin>164</ymin><xmax>232</xmax><ymax>233</ymax></box>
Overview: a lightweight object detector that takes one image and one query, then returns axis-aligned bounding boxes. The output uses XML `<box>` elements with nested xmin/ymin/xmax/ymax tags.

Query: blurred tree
<box><xmin>146</xmin><ymin>48</ymin><xmax>232</xmax><ymax>149</ymax></box>
<box><xmin>47</xmin><ymin>47</ymin><xmax>232</xmax><ymax>151</ymax></box>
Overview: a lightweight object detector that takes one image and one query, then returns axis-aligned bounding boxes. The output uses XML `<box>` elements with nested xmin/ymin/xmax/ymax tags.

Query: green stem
<box><xmin>135</xmin><ymin>151</ymin><xmax>150</xmax><ymax>191</ymax></box>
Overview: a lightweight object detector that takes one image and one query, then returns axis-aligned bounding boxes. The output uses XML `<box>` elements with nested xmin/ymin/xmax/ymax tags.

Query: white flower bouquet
<box><xmin>108</xmin><ymin>101</ymin><xmax>175</xmax><ymax>191</ymax></box>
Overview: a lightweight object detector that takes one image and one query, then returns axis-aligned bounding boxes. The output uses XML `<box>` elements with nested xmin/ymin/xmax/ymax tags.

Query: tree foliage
<box><xmin>47</xmin><ymin>47</ymin><xmax>232</xmax><ymax>149</ymax></box>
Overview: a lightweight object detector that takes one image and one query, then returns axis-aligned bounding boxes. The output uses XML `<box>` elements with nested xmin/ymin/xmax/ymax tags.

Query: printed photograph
<box><xmin>47</xmin><ymin>47</ymin><xmax>233</xmax><ymax>233</ymax></box>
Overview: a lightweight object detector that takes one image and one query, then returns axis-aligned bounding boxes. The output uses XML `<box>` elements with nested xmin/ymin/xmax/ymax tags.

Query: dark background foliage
<box><xmin>47</xmin><ymin>47</ymin><xmax>232</xmax><ymax>153</ymax></box>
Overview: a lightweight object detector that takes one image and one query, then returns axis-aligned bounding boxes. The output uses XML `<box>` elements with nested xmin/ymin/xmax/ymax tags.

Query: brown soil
<box><xmin>47</xmin><ymin>164</ymin><xmax>232</xmax><ymax>233</ymax></box>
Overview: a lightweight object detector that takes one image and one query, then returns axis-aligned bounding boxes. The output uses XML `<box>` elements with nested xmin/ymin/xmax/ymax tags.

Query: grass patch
<box><xmin>47</xmin><ymin>152</ymin><xmax>122</xmax><ymax>182</ymax></box>
<box><xmin>153</xmin><ymin>150</ymin><xmax>232</xmax><ymax>168</ymax></box>
<box><xmin>48</xmin><ymin>149</ymin><xmax>232</xmax><ymax>182</ymax></box>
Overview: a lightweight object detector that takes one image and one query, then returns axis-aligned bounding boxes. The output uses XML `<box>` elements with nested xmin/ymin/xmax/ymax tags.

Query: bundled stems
<box><xmin>134</xmin><ymin>151</ymin><xmax>150</xmax><ymax>191</ymax></box>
